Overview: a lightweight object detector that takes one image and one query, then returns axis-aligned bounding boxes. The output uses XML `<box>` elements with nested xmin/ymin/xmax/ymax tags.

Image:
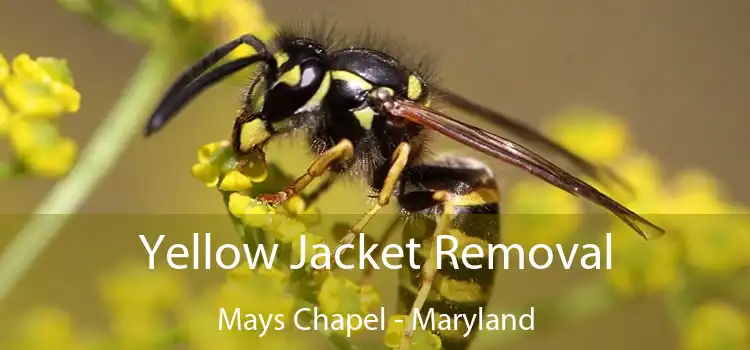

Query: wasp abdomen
<box><xmin>397</xmin><ymin>155</ymin><xmax>501</xmax><ymax>350</ymax></box>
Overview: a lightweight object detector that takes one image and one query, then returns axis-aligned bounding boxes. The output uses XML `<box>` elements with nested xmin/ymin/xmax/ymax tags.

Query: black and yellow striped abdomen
<box><xmin>396</xmin><ymin>156</ymin><xmax>501</xmax><ymax>350</ymax></box>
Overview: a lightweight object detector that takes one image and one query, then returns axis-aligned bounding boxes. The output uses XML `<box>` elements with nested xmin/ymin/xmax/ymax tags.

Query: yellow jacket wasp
<box><xmin>144</xmin><ymin>24</ymin><xmax>664</xmax><ymax>350</ymax></box>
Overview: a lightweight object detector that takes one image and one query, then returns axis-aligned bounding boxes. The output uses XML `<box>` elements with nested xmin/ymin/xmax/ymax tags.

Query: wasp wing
<box><xmin>433</xmin><ymin>87</ymin><xmax>634</xmax><ymax>195</ymax></box>
<box><xmin>385</xmin><ymin>98</ymin><xmax>665</xmax><ymax>240</ymax></box>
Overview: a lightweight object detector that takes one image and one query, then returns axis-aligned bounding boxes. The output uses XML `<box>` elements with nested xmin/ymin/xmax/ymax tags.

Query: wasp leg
<box><xmin>333</xmin><ymin>142</ymin><xmax>411</xmax><ymax>249</ymax></box>
<box><xmin>397</xmin><ymin>155</ymin><xmax>501</xmax><ymax>350</ymax></box>
<box><xmin>302</xmin><ymin>173</ymin><xmax>340</xmax><ymax>207</ymax></box>
<box><xmin>257</xmin><ymin>139</ymin><xmax>354</xmax><ymax>206</ymax></box>
<box><xmin>399</xmin><ymin>192</ymin><xmax>453</xmax><ymax>350</ymax></box>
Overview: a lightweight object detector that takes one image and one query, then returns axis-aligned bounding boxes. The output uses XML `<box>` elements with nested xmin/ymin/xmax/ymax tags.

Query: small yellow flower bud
<box><xmin>101</xmin><ymin>264</ymin><xmax>185</xmax><ymax>319</ymax></box>
<box><xmin>669</xmin><ymin>170</ymin><xmax>724</xmax><ymax>214</ymax></box>
<box><xmin>227</xmin><ymin>192</ymin><xmax>252</xmax><ymax>217</ymax></box>
<box><xmin>296</xmin><ymin>206</ymin><xmax>322</xmax><ymax>226</ymax></box>
<box><xmin>291</xmin><ymin>231</ymin><xmax>325</xmax><ymax>259</ymax></box>
<box><xmin>384</xmin><ymin>315</ymin><xmax>408</xmax><ymax>347</ymax></box>
<box><xmin>270</xmin><ymin>216</ymin><xmax>308</xmax><ymax>243</ymax></box>
<box><xmin>3</xmin><ymin>54</ymin><xmax>80</xmax><ymax>118</ymax></box>
<box><xmin>219</xmin><ymin>0</ymin><xmax>277</xmax><ymax>60</ymax></box>
<box><xmin>544</xmin><ymin>108</ymin><xmax>630</xmax><ymax>164</ymax></box>
<box><xmin>279</xmin><ymin>193</ymin><xmax>321</xmax><ymax>226</ymax></box>
<box><xmin>8</xmin><ymin>118</ymin><xmax>59</xmax><ymax>156</ymax></box>
<box><xmin>615</xmin><ymin>154</ymin><xmax>662</xmax><ymax>198</ymax></box>
<box><xmin>256</xmin><ymin>267</ymin><xmax>290</xmax><ymax>287</ymax></box>
<box><xmin>12</xmin><ymin>54</ymin><xmax>51</xmax><ymax>82</ymax></box>
<box><xmin>196</xmin><ymin>141</ymin><xmax>226</xmax><ymax>163</ymax></box>
<box><xmin>218</xmin><ymin>170</ymin><xmax>253</xmax><ymax>191</ymax></box>
<box><xmin>18</xmin><ymin>308</ymin><xmax>78</xmax><ymax>349</ymax></box>
<box><xmin>0</xmin><ymin>99</ymin><xmax>11</xmax><ymax>135</ymax></box>
<box><xmin>240</xmin><ymin>202</ymin><xmax>275</xmax><ymax>228</ymax></box>
<box><xmin>0</xmin><ymin>54</ymin><xmax>8</xmax><ymax>85</ymax></box>
<box><xmin>358</xmin><ymin>285</ymin><xmax>381</xmax><ymax>313</ymax></box>
<box><xmin>681</xmin><ymin>214</ymin><xmax>750</xmax><ymax>272</ymax></box>
<box><xmin>3</xmin><ymin>76</ymin><xmax>76</xmax><ymax>118</ymax></box>
<box><xmin>169</xmin><ymin>0</ymin><xmax>227</xmax><ymax>22</ymax></box>
<box><xmin>316</xmin><ymin>276</ymin><xmax>381</xmax><ymax>337</ymax></box>
<box><xmin>24</xmin><ymin>137</ymin><xmax>77</xmax><ymax>178</ymax></box>
<box><xmin>283</xmin><ymin>196</ymin><xmax>307</xmax><ymax>215</ymax></box>
<box><xmin>227</xmin><ymin>266</ymin><xmax>252</xmax><ymax>281</ymax></box>
<box><xmin>684</xmin><ymin>301</ymin><xmax>748</xmax><ymax>350</ymax></box>
<box><xmin>190</xmin><ymin>162</ymin><xmax>220</xmax><ymax>186</ymax></box>
<box><xmin>504</xmin><ymin>179</ymin><xmax>582</xmax><ymax>246</ymax></box>
<box><xmin>49</xmin><ymin>83</ymin><xmax>81</xmax><ymax>114</ymax></box>
<box><xmin>603</xmin><ymin>231</ymin><xmax>680</xmax><ymax>297</ymax></box>
<box><xmin>318</xmin><ymin>276</ymin><xmax>381</xmax><ymax>316</ymax></box>
<box><xmin>31</xmin><ymin>56</ymin><xmax>76</xmax><ymax>85</ymax></box>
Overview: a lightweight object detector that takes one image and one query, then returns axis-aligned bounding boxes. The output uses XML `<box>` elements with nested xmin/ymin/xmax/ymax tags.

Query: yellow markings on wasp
<box><xmin>249</xmin><ymin>80</ymin><xmax>266</xmax><ymax>113</ymax></box>
<box><xmin>407</xmin><ymin>75</ymin><xmax>423</xmax><ymax>100</ymax></box>
<box><xmin>354</xmin><ymin>107</ymin><xmax>375</xmax><ymax>129</ymax></box>
<box><xmin>251</xmin><ymin>93</ymin><xmax>265</xmax><ymax>113</ymax></box>
<box><xmin>274</xmin><ymin>52</ymin><xmax>290</xmax><ymax>67</ymax></box>
<box><xmin>412</xmin><ymin>229</ymin><xmax>491</xmax><ymax>260</ymax></box>
<box><xmin>239</xmin><ymin>119</ymin><xmax>270</xmax><ymax>152</ymax></box>
<box><xmin>449</xmin><ymin>187</ymin><xmax>500</xmax><ymax>206</ymax></box>
<box><xmin>399</xmin><ymin>274</ymin><xmax>486</xmax><ymax>305</ymax></box>
<box><xmin>304</xmin><ymin>73</ymin><xmax>331</xmax><ymax>108</ymax></box>
<box><xmin>331</xmin><ymin>70</ymin><xmax>379</xmax><ymax>129</ymax></box>
<box><xmin>444</xmin><ymin>228</ymin><xmax>494</xmax><ymax>258</ymax></box>
<box><xmin>331</xmin><ymin>70</ymin><xmax>373</xmax><ymax>90</ymax></box>
<box><xmin>436</xmin><ymin>277</ymin><xmax>487</xmax><ymax>303</ymax></box>
<box><xmin>276</xmin><ymin>65</ymin><xmax>301</xmax><ymax>87</ymax></box>
<box><xmin>270</xmin><ymin>120</ymin><xmax>287</xmax><ymax>131</ymax></box>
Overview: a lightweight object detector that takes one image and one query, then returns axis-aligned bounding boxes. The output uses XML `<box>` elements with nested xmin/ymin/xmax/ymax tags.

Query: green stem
<box><xmin>0</xmin><ymin>49</ymin><xmax>174</xmax><ymax>302</ymax></box>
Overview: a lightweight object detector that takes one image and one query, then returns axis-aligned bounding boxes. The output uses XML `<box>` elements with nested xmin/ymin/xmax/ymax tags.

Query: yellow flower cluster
<box><xmin>3</xmin><ymin>263</ymin><xmax>310</xmax><ymax>350</ymax></box>
<box><xmin>317</xmin><ymin>275</ymin><xmax>381</xmax><ymax>322</ymax></box>
<box><xmin>188</xmin><ymin>140</ymin><xmax>399</xmax><ymax>347</ymax></box>
<box><xmin>191</xmin><ymin>140</ymin><xmax>321</xmax><ymax>228</ymax></box>
<box><xmin>541</xmin><ymin>108</ymin><xmax>749</xmax><ymax>349</ymax></box>
<box><xmin>185</xmin><ymin>267</ymin><xmax>301</xmax><ymax>349</ymax></box>
<box><xmin>0</xmin><ymin>53</ymin><xmax>80</xmax><ymax>178</ymax></box>
<box><xmin>544</xmin><ymin>107</ymin><xmax>629</xmax><ymax>164</ymax></box>
<box><xmin>100</xmin><ymin>264</ymin><xmax>186</xmax><ymax>348</ymax></box>
<box><xmin>168</xmin><ymin>0</ymin><xmax>277</xmax><ymax>59</ymax></box>
<box><xmin>6</xmin><ymin>308</ymin><xmax>95</xmax><ymax>350</ymax></box>
<box><xmin>189</xmin><ymin>139</ymin><xmax>445</xmax><ymax>349</ymax></box>
<box><xmin>190</xmin><ymin>141</ymin><xmax>268</xmax><ymax>191</ymax></box>
<box><xmin>538</xmin><ymin>108</ymin><xmax>750</xmax><ymax>297</ymax></box>
<box><xmin>503</xmin><ymin>179</ymin><xmax>583</xmax><ymax>247</ymax></box>
<box><xmin>683</xmin><ymin>300</ymin><xmax>748</xmax><ymax>350</ymax></box>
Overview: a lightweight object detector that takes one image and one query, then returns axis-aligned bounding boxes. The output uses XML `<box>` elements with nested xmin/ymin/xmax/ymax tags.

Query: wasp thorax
<box><xmin>369</xmin><ymin>87</ymin><xmax>396</xmax><ymax>111</ymax></box>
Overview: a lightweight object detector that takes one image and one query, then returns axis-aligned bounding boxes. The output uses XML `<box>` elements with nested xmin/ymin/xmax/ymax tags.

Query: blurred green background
<box><xmin>1</xmin><ymin>0</ymin><xmax>749</xmax><ymax>349</ymax></box>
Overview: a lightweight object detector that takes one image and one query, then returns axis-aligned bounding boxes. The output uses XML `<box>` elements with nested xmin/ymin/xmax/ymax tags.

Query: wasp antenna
<box><xmin>145</xmin><ymin>56</ymin><xmax>270</xmax><ymax>136</ymax></box>
<box><xmin>144</xmin><ymin>35</ymin><xmax>276</xmax><ymax>136</ymax></box>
